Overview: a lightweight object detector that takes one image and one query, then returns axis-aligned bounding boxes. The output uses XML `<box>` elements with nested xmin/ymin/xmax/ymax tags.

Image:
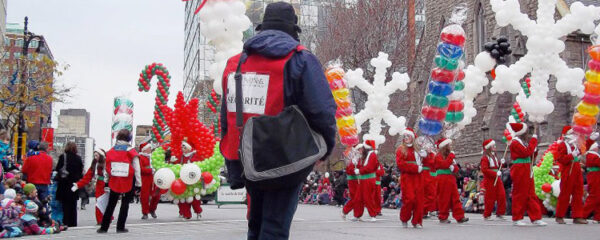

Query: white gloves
<box><xmin>497</xmin><ymin>171</ymin><xmax>502</xmax><ymax>177</ymax></box>
<box><xmin>572</xmin><ymin>149</ymin><xmax>580</xmax><ymax>157</ymax></box>
<box><xmin>170</xmin><ymin>156</ymin><xmax>179</xmax><ymax>163</ymax></box>
<box><xmin>591</xmin><ymin>132</ymin><xmax>599</xmax><ymax>141</ymax></box>
<box><xmin>500</xmin><ymin>158</ymin><xmax>506</xmax><ymax>164</ymax></box>
<box><xmin>418</xmin><ymin>150</ymin><xmax>427</xmax><ymax>158</ymax></box>
<box><xmin>532</xmin><ymin>134</ymin><xmax>538</xmax><ymax>139</ymax></box>
<box><xmin>104</xmin><ymin>187</ymin><xmax>111</xmax><ymax>193</ymax></box>
<box><xmin>354</xmin><ymin>169</ymin><xmax>360</xmax><ymax>175</ymax></box>
<box><xmin>418</xmin><ymin>166</ymin><xmax>423</xmax><ymax>173</ymax></box>
<box><xmin>71</xmin><ymin>183</ymin><xmax>78</xmax><ymax>192</ymax></box>
<box><xmin>449</xmin><ymin>165</ymin><xmax>455</xmax><ymax>172</ymax></box>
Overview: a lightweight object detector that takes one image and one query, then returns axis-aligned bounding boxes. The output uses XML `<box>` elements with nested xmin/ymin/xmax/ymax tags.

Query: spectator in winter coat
<box><xmin>0</xmin><ymin>198</ymin><xmax>23</xmax><ymax>238</ymax></box>
<box><xmin>55</xmin><ymin>142</ymin><xmax>84</xmax><ymax>227</ymax></box>
<box><xmin>21</xmin><ymin>200</ymin><xmax>55</xmax><ymax>235</ymax></box>
<box><xmin>22</xmin><ymin>142</ymin><xmax>53</xmax><ymax>201</ymax></box>
<box><xmin>0</xmin><ymin>130</ymin><xmax>12</xmax><ymax>176</ymax></box>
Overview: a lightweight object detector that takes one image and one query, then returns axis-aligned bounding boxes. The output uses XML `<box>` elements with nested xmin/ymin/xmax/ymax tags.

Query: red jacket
<box><xmin>139</xmin><ymin>153</ymin><xmax>153</xmax><ymax>177</ymax></box>
<box><xmin>587</xmin><ymin>151</ymin><xmax>600</xmax><ymax>168</ymax></box>
<box><xmin>358</xmin><ymin>151</ymin><xmax>379</xmax><ymax>175</ymax></box>
<box><xmin>376</xmin><ymin>163</ymin><xmax>384</xmax><ymax>182</ymax></box>
<box><xmin>422</xmin><ymin>152</ymin><xmax>436</xmax><ymax>173</ymax></box>
<box><xmin>396</xmin><ymin>147</ymin><xmax>420</xmax><ymax>174</ymax></box>
<box><xmin>555</xmin><ymin>141</ymin><xmax>580</xmax><ymax>175</ymax></box>
<box><xmin>480</xmin><ymin>154</ymin><xmax>500</xmax><ymax>180</ymax></box>
<box><xmin>76</xmin><ymin>168</ymin><xmax>95</xmax><ymax>189</ymax></box>
<box><xmin>22</xmin><ymin>152</ymin><xmax>53</xmax><ymax>185</ymax></box>
<box><xmin>106</xmin><ymin>144</ymin><xmax>140</xmax><ymax>193</ymax></box>
<box><xmin>434</xmin><ymin>152</ymin><xmax>458</xmax><ymax>174</ymax></box>
<box><xmin>510</xmin><ymin>137</ymin><xmax>537</xmax><ymax>160</ymax></box>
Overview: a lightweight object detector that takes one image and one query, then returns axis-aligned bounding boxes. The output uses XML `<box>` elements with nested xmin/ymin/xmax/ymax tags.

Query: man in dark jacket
<box><xmin>219</xmin><ymin>2</ymin><xmax>336</xmax><ymax>239</ymax></box>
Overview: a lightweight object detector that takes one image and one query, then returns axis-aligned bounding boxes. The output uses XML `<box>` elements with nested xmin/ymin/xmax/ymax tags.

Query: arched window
<box><xmin>475</xmin><ymin>1</ymin><xmax>486</xmax><ymax>52</ymax></box>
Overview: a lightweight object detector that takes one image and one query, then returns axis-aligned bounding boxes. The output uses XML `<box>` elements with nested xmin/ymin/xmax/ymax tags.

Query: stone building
<box><xmin>410</xmin><ymin>0</ymin><xmax>599</xmax><ymax>162</ymax></box>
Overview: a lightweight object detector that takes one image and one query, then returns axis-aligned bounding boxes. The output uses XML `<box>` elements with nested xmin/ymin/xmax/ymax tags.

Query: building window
<box><xmin>13</xmin><ymin>52</ymin><xmax>21</xmax><ymax>59</ymax></box>
<box><xmin>29</xmin><ymin>40</ymin><xmax>38</xmax><ymax>49</ymax></box>
<box><xmin>15</xmin><ymin>39</ymin><xmax>24</xmax><ymax>47</ymax></box>
<box><xmin>3</xmin><ymin>37</ymin><xmax>9</xmax><ymax>46</ymax></box>
<box><xmin>475</xmin><ymin>2</ymin><xmax>486</xmax><ymax>52</ymax></box>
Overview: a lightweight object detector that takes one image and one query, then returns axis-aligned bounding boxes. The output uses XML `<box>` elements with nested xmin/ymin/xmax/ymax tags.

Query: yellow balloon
<box><xmin>586</xmin><ymin>70</ymin><xmax>600</xmax><ymax>84</ymax></box>
<box><xmin>577</xmin><ymin>102</ymin><xmax>600</xmax><ymax>116</ymax></box>
<box><xmin>336</xmin><ymin>116</ymin><xmax>356</xmax><ymax>128</ymax></box>
<box><xmin>332</xmin><ymin>89</ymin><xmax>350</xmax><ymax>100</ymax></box>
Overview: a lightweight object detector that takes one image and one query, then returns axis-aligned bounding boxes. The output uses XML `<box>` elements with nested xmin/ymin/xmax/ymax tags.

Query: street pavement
<box><xmin>24</xmin><ymin>200</ymin><xmax>599</xmax><ymax>240</ymax></box>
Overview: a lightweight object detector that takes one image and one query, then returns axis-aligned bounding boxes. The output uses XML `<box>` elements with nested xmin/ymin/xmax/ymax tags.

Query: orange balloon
<box><xmin>337</xmin><ymin>99</ymin><xmax>351</xmax><ymax>109</ymax></box>
<box><xmin>589</xmin><ymin>45</ymin><xmax>600</xmax><ymax>61</ymax></box>
<box><xmin>326</xmin><ymin>68</ymin><xmax>345</xmax><ymax>83</ymax></box>
<box><xmin>573</xmin><ymin>112</ymin><xmax>597</xmax><ymax>126</ymax></box>
<box><xmin>585</xmin><ymin>81</ymin><xmax>600</xmax><ymax>95</ymax></box>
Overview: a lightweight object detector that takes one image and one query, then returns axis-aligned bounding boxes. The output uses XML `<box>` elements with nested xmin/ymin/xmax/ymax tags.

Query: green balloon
<box><xmin>434</xmin><ymin>55</ymin><xmax>459</xmax><ymax>71</ymax></box>
<box><xmin>454</xmin><ymin>81</ymin><xmax>465</xmax><ymax>91</ymax></box>
<box><xmin>445</xmin><ymin>112</ymin><xmax>464</xmax><ymax>123</ymax></box>
<box><xmin>425</xmin><ymin>94</ymin><xmax>449</xmax><ymax>108</ymax></box>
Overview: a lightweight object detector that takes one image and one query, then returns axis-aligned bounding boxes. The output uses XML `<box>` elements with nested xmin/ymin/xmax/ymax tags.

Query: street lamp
<box><xmin>15</xmin><ymin>16</ymin><xmax>45</xmax><ymax>163</ymax></box>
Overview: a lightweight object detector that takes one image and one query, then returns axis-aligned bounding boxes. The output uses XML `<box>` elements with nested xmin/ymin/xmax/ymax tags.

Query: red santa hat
<box><xmin>561</xmin><ymin>126</ymin><xmax>573</xmax><ymax>136</ymax></box>
<box><xmin>94</xmin><ymin>148</ymin><xmax>106</xmax><ymax>158</ymax></box>
<box><xmin>508</xmin><ymin>123</ymin><xmax>527</xmax><ymax>136</ymax></box>
<box><xmin>482</xmin><ymin>139</ymin><xmax>495</xmax><ymax>150</ymax></box>
<box><xmin>402</xmin><ymin>128</ymin><xmax>416</xmax><ymax>138</ymax></box>
<box><xmin>587</xmin><ymin>132</ymin><xmax>599</xmax><ymax>151</ymax></box>
<box><xmin>364</xmin><ymin>140</ymin><xmax>376</xmax><ymax>150</ymax></box>
<box><xmin>139</xmin><ymin>142</ymin><xmax>152</xmax><ymax>152</ymax></box>
<box><xmin>436</xmin><ymin>138</ymin><xmax>452</xmax><ymax>149</ymax></box>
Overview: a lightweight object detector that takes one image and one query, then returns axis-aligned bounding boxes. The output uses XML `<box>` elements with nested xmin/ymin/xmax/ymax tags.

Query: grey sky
<box><xmin>7</xmin><ymin>0</ymin><xmax>185</xmax><ymax>149</ymax></box>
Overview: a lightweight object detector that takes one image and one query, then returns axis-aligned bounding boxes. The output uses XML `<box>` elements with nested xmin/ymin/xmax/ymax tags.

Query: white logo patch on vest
<box><xmin>111</xmin><ymin>162</ymin><xmax>130</xmax><ymax>177</ymax></box>
<box><xmin>227</xmin><ymin>73</ymin><xmax>270</xmax><ymax>115</ymax></box>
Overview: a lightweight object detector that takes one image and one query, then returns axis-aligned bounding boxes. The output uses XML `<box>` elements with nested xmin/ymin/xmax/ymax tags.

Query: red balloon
<box><xmin>202</xmin><ymin>172</ymin><xmax>213</xmax><ymax>184</ymax></box>
<box><xmin>171</xmin><ymin>179</ymin><xmax>186</xmax><ymax>195</ymax></box>
<box><xmin>431</xmin><ymin>68</ymin><xmax>455</xmax><ymax>83</ymax></box>
<box><xmin>421</xmin><ymin>106</ymin><xmax>446</xmax><ymax>121</ymax></box>
<box><xmin>541</xmin><ymin>183</ymin><xmax>552</xmax><ymax>193</ymax></box>
<box><xmin>159</xmin><ymin>189</ymin><xmax>168</xmax><ymax>194</ymax></box>
<box><xmin>447</xmin><ymin>100</ymin><xmax>464</xmax><ymax>112</ymax></box>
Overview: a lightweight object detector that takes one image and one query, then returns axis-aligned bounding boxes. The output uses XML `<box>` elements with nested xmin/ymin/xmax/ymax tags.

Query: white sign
<box><xmin>217</xmin><ymin>185</ymin><xmax>246</xmax><ymax>203</ymax></box>
<box><xmin>226</xmin><ymin>73</ymin><xmax>270</xmax><ymax>115</ymax></box>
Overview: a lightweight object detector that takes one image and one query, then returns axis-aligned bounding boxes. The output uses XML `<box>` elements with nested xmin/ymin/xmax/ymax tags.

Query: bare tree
<box><xmin>316</xmin><ymin>0</ymin><xmax>410</xmax><ymax>73</ymax></box>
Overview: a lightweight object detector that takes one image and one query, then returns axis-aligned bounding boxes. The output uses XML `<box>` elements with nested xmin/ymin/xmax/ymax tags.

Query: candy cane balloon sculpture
<box><xmin>138</xmin><ymin>63</ymin><xmax>172</xmax><ymax>143</ymax></box>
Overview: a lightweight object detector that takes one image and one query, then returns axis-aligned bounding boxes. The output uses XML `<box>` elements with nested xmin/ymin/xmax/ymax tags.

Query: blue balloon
<box><xmin>418</xmin><ymin>118</ymin><xmax>443</xmax><ymax>136</ymax></box>
<box><xmin>428</xmin><ymin>81</ymin><xmax>454</xmax><ymax>96</ymax></box>
<box><xmin>437</xmin><ymin>43</ymin><xmax>464</xmax><ymax>60</ymax></box>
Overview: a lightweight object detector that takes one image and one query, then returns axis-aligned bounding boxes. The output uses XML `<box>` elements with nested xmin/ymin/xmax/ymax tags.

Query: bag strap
<box><xmin>61</xmin><ymin>154</ymin><xmax>68</xmax><ymax>173</ymax></box>
<box><xmin>234</xmin><ymin>52</ymin><xmax>248</xmax><ymax>132</ymax></box>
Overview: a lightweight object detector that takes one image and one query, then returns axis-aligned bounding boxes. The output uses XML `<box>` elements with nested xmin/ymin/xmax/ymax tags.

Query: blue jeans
<box><xmin>247</xmin><ymin>184</ymin><xmax>302</xmax><ymax>240</ymax></box>
<box><xmin>35</xmin><ymin>184</ymin><xmax>49</xmax><ymax>201</ymax></box>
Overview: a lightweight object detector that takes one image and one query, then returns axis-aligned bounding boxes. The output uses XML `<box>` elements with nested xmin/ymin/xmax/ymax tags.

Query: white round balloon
<box><xmin>180</xmin><ymin>163</ymin><xmax>202</xmax><ymax>185</ymax></box>
<box><xmin>154</xmin><ymin>168</ymin><xmax>176</xmax><ymax>190</ymax></box>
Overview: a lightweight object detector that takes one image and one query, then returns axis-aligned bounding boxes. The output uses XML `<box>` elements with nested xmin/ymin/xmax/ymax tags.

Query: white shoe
<box><xmin>341</xmin><ymin>213</ymin><xmax>347</xmax><ymax>221</ymax></box>
<box><xmin>402</xmin><ymin>222</ymin><xmax>408</xmax><ymax>228</ymax></box>
<box><xmin>178</xmin><ymin>214</ymin><xmax>184</xmax><ymax>219</ymax></box>
<box><xmin>484</xmin><ymin>217</ymin><xmax>493</xmax><ymax>221</ymax></box>
<box><xmin>196</xmin><ymin>213</ymin><xmax>202</xmax><ymax>220</ymax></box>
<box><xmin>593</xmin><ymin>220</ymin><xmax>600</xmax><ymax>224</ymax></box>
<box><xmin>532</xmin><ymin>220</ymin><xmax>547</xmax><ymax>226</ymax></box>
<box><xmin>357</xmin><ymin>218</ymin><xmax>364</xmax><ymax>222</ymax></box>
<box><xmin>413</xmin><ymin>224</ymin><xmax>423</xmax><ymax>229</ymax></box>
<box><xmin>513</xmin><ymin>220</ymin><xmax>527</xmax><ymax>226</ymax></box>
<box><xmin>370</xmin><ymin>217</ymin><xmax>377</xmax><ymax>222</ymax></box>
<box><xmin>350</xmin><ymin>217</ymin><xmax>359</xmax><ymax>222</ymax></box>
<box><xmin>496</xmin><ymin>215</ymin><xmax>506</xmax><ymax>221</ymax></box>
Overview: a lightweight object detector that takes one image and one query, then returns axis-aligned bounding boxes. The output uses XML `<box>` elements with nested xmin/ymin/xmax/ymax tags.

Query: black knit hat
<box><xmin>256</xmin><ymin>2</ymin><xmax>302</xmax><ymax>40</ymax></box>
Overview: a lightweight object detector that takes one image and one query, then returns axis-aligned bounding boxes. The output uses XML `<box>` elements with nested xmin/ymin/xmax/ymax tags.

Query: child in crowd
<box><xmin>0</xmin><ymin>198</ymin><xmax>23</xmax><ymax>238</ymax></box>
<box><xmin>21</xmin><ymin>200</ymin><xmax>56</xmax><ymax>235</ymax></box>
<box><xmin>24</xmin><ymin>183</ymin><xmax>51</xmax><ymax>226</ymax></box>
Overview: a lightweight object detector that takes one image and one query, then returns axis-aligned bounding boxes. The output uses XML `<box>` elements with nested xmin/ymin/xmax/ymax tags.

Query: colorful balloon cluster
<box><xmin>445</xmin><ymin>68</ymin><xmax>466</xmax><ymax>123</ymax></box>
<box><xmin>572</xmin><ymin>45</ymin><xmax>600</xmax><ymax>136</ymax></box>
<box><xmin>205</xmin><ymin>89</ymin><xmax>221</xmax><ymax>138</ymax></box>
<box><xmin>503</xmin><ymin>79</ymin><xmax>531</xmax><ymax>142</ymax></box>
<box><xmin>160</xmin><ymin>92</ymin><xmax>216</xmax><ymax>160</ymax></box>
<box><xmin>151</xmin><ymin>143</ymin><xmax>224</xmax><ymax>202</ymax></box>
<box><xmin>111</xmin><ymin>97</ymin><xmax>133</xmax><ymax>142</ymax></box>
<box><xmin>138</xmin><ymin>63</ymin><xmax>172</xmax><ymax>143</ymax></box>
<box><xmin>326</xmin><ymin>64</ymin><xmax>360</xmax><ymax>146</ymax></box>
<box><xmin>419</xmin><ymin>24</ymin><xmax>466</xmax><ymax>135</ymax></box>
<box><xmin>533</xmin><ymin>142</ymin><xmax>560</xmax><ymax>210</ymax></box>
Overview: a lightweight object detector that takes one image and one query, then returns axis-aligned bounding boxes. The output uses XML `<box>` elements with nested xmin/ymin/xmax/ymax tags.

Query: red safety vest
<box><xmin>105</xmin><ymin>145</ymin><xmax>138</xmax><ymax>193</ymax></box>
<box><xmin>220</xmin><ymin>45</ymin><xmax>306</xmax><ymax>160</ymax></box>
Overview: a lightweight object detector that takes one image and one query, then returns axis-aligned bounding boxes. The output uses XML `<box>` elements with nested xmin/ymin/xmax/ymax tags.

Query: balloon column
<box><xmin>138</xmin><ymin>63</ymin><xmax>172</xmax><ymax>143</ymax></box>
<box><xmin>205</xmin><ymin>89</ymin><xmax>221</xmax><ymax>138</ymax></box>
<box><xmin>150</xmin><ymin>92</ymin><xmax>223</xmax><ymax>203</ymax></box>
<box><xmin>572</xmin><ymin>44</ymin><xmax>600</xmax><ymax>136</ymax></box>
<box><xmin>325</xmin><ymin>62</ymin><xmax>359</xmax><ymax>147</ymax></box>
<box><xmin>502</xmin><ymin>79</ymin><xmax>530</xmax><ymax>142</ymax></box>
<box><xmin>183</xmin><ymin>0</ymin><xmax>252</xmax><ymax>95</ymax></box>
<box><xmin>489</xmin><ymin>0</ymin><xmax>600</xmax><ymax>123</ymax></box>
<box><xmin>445</xmin><ymin>66</ymin><xmax>466</xmax><ymax>124</ymax></box>
<box><xmin>345</xmin><ymin>52</ymin><xmax>410</xmax><ymax>146</ymax></box>
<box><xmin>418</xmin><ymin>12</ymin><xmax>466</xmax><ymax>136</ymax></box>
<box><xmin>111</xmin><ymin>96</ymin><xmax>133</xmax><ymax>144</ymax></box>
<box><xmin>533</xmin><ymin>142</ymin><xmax>561</xmax><ymax>211</ymax></box>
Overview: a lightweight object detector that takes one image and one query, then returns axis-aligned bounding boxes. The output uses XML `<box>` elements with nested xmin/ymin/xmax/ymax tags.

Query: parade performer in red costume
<box><xmin>422</xmin><ymin>142</ymin><xmax>437</xmax><ymax>219</ymax></box>
<box><xmin>138</xmin><ymin>141</ymin><xmax>160</xmax><ymax>220</ymax></box>
<box><xmin>344</xmin><ymin>141</ymin><xmax>379</xmax><ymax>221</ymax></box>
<box><xmin>396</xmin><ymin>128</ymin><xmax>425</xmax><ymax>228</ymax></box>
<box><xmin>375</xmin><ymin>163</ymin><xmax>384</xmax><ymax>216</ymax></box>
<box><xmin>555</xmin><ymin>126</ymin><xmax>587</xmax><ymax>224</ymax></box>
<box><xmin>434</xmin><ymin>138</ymin><xmax>468</xmax><ymax>224</ymax></box>
<box><xmin>584</xmin><ymin>134</ymin><xmax>600</xmax><ymax>224</ymax></box>
<box><xmin>508</xmin><ymin>123</ymin><xmax>546</xmax><ymax>226</ymax></box>
<box><xmin>342</xmin><ymin>145</ymin><xmax>362</xmax><ymax>221</ymax></box>
<box><xmin>171</xmin><ymin>141</ymin><xmax>203</xmax><ymax>220</ymax></box>
<box><xmin>480</xmin><ymin>139</ymin><xmax>506</xmax><ymax>221</ymax></box>
<box><xmin>71</xmin><ymin>149</ymin><xmax>108</xmax><ymax>225</ymax></box>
